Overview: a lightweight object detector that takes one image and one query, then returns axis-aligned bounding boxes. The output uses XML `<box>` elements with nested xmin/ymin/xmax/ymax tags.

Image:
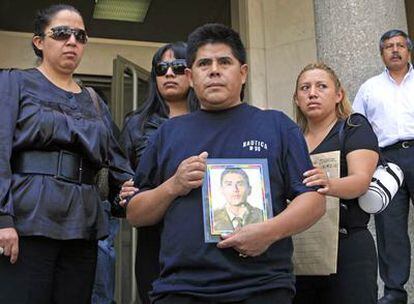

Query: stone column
<box><xmin>314</xmin><ymin>0</ymin><xmax>408</xmax><ymax>100</ymax></box>
<box><xmin>232</xmin><ymin>0</ymin><xmax>317</xmax><ymax>115</ymax></box>
<box><xmin>232</xmin><ymin>0</ymin><xmax>268</xmax><ymax>109</ymax></box>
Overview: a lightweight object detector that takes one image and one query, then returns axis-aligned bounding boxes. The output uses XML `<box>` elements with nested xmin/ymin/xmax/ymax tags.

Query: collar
<box><xmin>384</xmin><ymin>63</ymin><xmax>413</xmax><ymax>84</ymax></box>
<box><xmin>225</xmin><ymin>203</ymin><xmax>249</xmax><ymax>222</ymax></box>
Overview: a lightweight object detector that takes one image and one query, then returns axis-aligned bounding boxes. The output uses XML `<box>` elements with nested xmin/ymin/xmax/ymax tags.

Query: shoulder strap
<box><xmin>337</xmin><ymin>118</ymin><xmax>347</xmax><ymax>155</ymax></box>
<box><xmin>338</xmin><ymin>112</ymin><xmax>372</xmax><ymax>151</ymax></box>
<box><xmin>85</xmin><ymin>86</ymin><xmax>101</xmax><ymax>116</ymax></box>
<box><xmin>339</xmin><ymin>113</ymin><xmax>386</xmax><ymax>166</ymax></box>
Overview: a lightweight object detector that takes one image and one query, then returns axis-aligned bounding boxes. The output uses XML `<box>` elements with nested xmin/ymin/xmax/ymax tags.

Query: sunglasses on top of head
<box><xmin>41</xmin><ymin>26</ymin><xmax>88</xmax><ymax>44</ymax></box>
<box><xmin>154</xmin><ymin>59</ymin><xmax>187</xmax><ymax>76</ymax></box>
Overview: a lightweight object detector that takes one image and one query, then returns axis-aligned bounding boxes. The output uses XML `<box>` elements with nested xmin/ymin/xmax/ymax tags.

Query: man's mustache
<box><xmin>391</xmin><ymin>53</ymin><xmax>402</xmax><ymax>59</ymax></box>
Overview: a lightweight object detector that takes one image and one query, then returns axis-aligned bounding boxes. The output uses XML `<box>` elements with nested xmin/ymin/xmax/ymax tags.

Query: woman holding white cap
<box><xmin>293</xmin><ymin>62</ymin><xmax>379</xmax><ymax>304</ymax></box>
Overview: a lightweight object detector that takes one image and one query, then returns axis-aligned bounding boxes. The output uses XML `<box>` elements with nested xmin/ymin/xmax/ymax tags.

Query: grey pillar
<box><xmin>313</xmin><ymin>0</ymin><xmax>407</xmax><ymax>100</ymax></box>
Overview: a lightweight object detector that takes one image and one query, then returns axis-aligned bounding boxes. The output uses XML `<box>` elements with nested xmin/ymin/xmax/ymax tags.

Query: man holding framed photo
<box><xmin>126</xmin><ymin>23</ymin><xmax>325</xmax><ymax>304</ymax></box>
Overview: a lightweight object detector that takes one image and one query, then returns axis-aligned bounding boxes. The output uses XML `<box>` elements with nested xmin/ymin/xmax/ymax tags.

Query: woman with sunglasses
<box><xmin>0</xmin><ymin>4</ymin><xmax>133</xmax><ymax>303</ymax></box>
<box><xmin>119</xmin><ymin>42</ymin><xmax>199</xmax><ymax>304</ymax></box>
<box><xmin>292</xmin><ymin>63</ymin><xmax>379</xmax><ymax>304</ymax></box>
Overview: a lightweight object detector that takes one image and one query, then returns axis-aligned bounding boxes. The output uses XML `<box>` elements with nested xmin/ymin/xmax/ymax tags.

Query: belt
<box><xmin>11</xmin><ymin>150</ymin><xmax>98</xmax><ymax>185</ymax></box>
<box><xmin>382</xmin><ymin>140</ymin><xmax>414</xmax><ymax>152</ymax></box>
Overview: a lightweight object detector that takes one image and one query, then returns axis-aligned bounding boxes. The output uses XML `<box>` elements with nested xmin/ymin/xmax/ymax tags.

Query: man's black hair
<box><xmin>186</xmin><ymin>23</ymin><xmax>247</xmax><ymax>100</ymax></box>
<box><xmin>379</xmin><ymin>29</ymin><xmax>413</xmax><ymax>53</ymax></box>
<box><xmin>220</xmin><ymin>167</ymin><xmax>251</xmax><ymax>188</ymax></box>
<box><xmin>186</xmin><ymin>23</ymin><xmax>246</xmax><ymax>68</ymax></box>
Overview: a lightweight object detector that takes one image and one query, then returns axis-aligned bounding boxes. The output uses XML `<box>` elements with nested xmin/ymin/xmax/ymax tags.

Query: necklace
<box><xmin>325</xmin><ymin>117</ymin><xmax>338</xmax><ymax>132</ymax></box>
<box><xmin>305</xmin><ymin>117</ymin><xmax>338</xmax><ymax>152</ymax></box>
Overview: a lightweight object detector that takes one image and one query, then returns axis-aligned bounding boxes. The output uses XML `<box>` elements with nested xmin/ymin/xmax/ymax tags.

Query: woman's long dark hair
<box><xmin>137</xmin><ymin>41</ymin><xmax>199</xmax><ymax>129</ymax></box>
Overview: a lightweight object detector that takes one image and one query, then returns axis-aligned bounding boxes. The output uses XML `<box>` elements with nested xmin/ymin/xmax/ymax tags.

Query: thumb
<box><xmin>198</xmin><ymin>151</ymin><xmax>208</xmax><ymax>160</ymax></box>
<box><xmin>220</xmin><ymin>233</ymin><xmax>232</xmax><ymax>240</ymax></box>
<box><xmin>10</xmin><ymin>240</ymin><xmax>19</xmax><ymax>264</ymax></box>
<box><xmin>217</xmin><ymin>233</ymin><xmax>235</xmax><ymax>248</ymax></box>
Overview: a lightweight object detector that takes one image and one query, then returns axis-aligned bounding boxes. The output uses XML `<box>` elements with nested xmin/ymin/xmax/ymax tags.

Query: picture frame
<box><xmin>202</xmin><ymin>158</ymin><xmax>273</xmax><ymax>243</ymax></box>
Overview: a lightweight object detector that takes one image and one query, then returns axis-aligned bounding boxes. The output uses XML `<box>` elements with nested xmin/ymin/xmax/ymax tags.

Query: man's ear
<box><xmin>240</xmin><ymin>64</ymin><xmax>248</xmax><ymax>85</ymax></box>
<box><xmin>247</xmin><ymin>184</ymin><xmax>252</xmax><ymax>196</ymax></box>
<box><xmin>185</xmin><ymin>68</ymin><xmax>194</xmax><ymax>88</ymax></box>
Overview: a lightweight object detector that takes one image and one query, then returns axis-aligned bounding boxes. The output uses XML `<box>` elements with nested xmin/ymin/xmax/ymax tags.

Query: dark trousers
<box><xmin>0</xmin><ymin>236</ymin><xmax>98</xmax><ymax>304</ymax></box>
<box><xmin>375</xmin><ymin>145</ymin><xmax>414</xmax><ymax>301</ymax></box>
<box><xmin>92</xmin><ymin>210</ymin><xmax>119</xmax><ymax>304</ymax></box>
<box><xmin>294</xmin><ymin>229</ymin><xmax>377</xmax><ymax>304</ymax></box>
<box><xmin>136</xmin><ymin>225</ymin><xmax>161</xmax><ymax>304</ymax></box>
<box><xmin>153</xmin><ymin>288</ymin><xmax>293</xmax><ymax>304</ymax></box>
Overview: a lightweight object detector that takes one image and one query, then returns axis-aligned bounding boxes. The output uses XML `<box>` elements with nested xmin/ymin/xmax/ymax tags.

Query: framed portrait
<box><xmin>202</xmin><ymin>158</ymin><xmax>273</xmax><ymax>243</ymax></box>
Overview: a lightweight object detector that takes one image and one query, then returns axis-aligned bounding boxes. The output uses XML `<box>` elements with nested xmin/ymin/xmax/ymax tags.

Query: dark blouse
<box><xmin>119</xmin><ymin>111</ymin><xmax>167</xmax><ymax>171</ymax></box>
<box><xmin>0</xmin><ymin>68</ymin><xmax>133</xmax><ymax>240</ymax></box>
<box><xmin>118</xmin><ymin>110</ymin><xmax>167</xmax><ymax>297</ymax></box>
<box><xmin>311</xmin><ymin>114</ymin><xmax>379</xmax><ymax>229</ymax></box>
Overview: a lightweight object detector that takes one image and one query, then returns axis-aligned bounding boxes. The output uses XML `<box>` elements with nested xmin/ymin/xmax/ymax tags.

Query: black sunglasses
<box><xmin>154</xmin><ymin>59</ymin><xmax>187</xmax><ymax>76</ymax></box>
<box><xmin>42</xmin><ymin>26</ymin><xmax>88</xmax><ymax>44</ymax></box>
